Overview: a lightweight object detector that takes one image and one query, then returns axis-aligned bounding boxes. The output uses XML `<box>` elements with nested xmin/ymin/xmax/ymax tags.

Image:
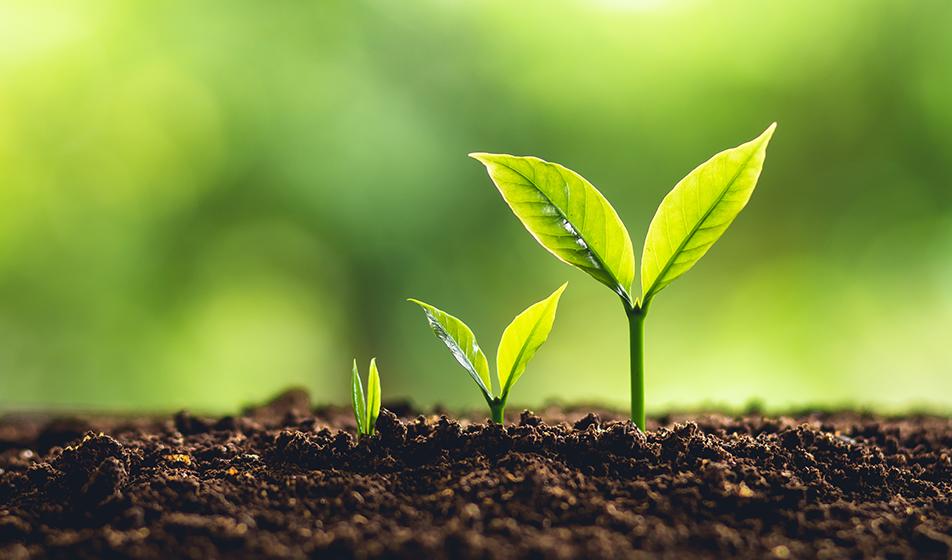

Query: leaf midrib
<box><xmin>643</xmin><ymin>147</ymin><xmax>760</xmax><ymax>301</ymax></box>
<box><xmin>495</xmin><ymin>159</ymin><xmax>629</xmax><ymax>302</ymax></box>
<box><xmin>414</xmin><ymin>302</ymin><xmax>492</xmax><ymax>397</ymax></box>
<box><xmin>441</xmin><ymin>319</ymin><xmax>490</xmax><ymax>395</ymax></box>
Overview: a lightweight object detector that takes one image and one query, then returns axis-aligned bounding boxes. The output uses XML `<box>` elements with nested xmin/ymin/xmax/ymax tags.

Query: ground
<box><xmin>0</xmin><ymin>390</ymin><xmax>949</xmax><ymax>559</ymax></box>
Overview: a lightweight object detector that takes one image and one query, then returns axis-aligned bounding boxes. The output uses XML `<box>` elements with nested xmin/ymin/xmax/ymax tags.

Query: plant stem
<box><xmin>626</xmin><ymin>303</ymin><xmax>647</xmax><ymax>430</ymax></box>
<box><xmin>489</xmin><ymin>399</ymin><xmax>505</xmax><ymax>424</ymax></box>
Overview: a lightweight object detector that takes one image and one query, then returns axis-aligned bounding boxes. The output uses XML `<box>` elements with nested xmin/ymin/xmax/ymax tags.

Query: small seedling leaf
<box><xmin>470</xmin><ymin>153</ymin><xmax>635</xmax><ymax>304</ymax></box>
<box><xmin>496</xmin><ymin>283</ymin><xmax>567</xmax><ymax>398</ymax></box>
<box><xmin>408</xmin><ymin>299</ymin><xmax>493</xmax><ymax>400</ymax></box>
<box><xmin>366</xmin><ymin>358</ymin><xmax>381</xmax><ymax>433</ymax></box>
<box><xmin>641</xmin><ymin>124</ymin><xmax>776</xmax><ymax>302</ymax></box>
<box><xmin>351</xmin><ymin>359</ymin><xmax>366</xmax><ymax>435</ymax></box>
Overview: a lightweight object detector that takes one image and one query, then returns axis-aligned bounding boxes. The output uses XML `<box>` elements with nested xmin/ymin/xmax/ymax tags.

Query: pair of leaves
<box><xmin>409</xmin><ymin>283</ymin><xmax>566</xmax><ymax>403</ymax></box>
<box><xmin>352</xmin><ymin>358</ymin><xmax>381</xmax><ymax>437</ymax></box>
<box><xmin>470</xmin><ymin>123</ymin><xmax>776</xmax><ymax>306</ymax></box>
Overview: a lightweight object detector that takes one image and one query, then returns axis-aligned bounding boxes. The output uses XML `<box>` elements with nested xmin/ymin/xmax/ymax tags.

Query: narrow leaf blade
<box><xmin>641</xmin><ymin>123</ymin><xmax>776</xmax><ymax>301</ymax></box>
<box><xmin>470</xmin><ymin>153</ymin><xmax>635</xmax><ymax>303</ymax></box>
<box><xmin>366</xmin><ymin>358</ymin><xmax>381</xmax><ymax>434</ymax></box>
<box><xmin>351</xmin><ymin>359</ymin><xmax>366</xmax><ymax>435</ymax></box>
<box><xmin>496</xmin><ymin>283</ymin><xmax>567</xmax><ymax>397</ymax></box>
<box><xmin>408</xmin><ymin>298</ymin><xmax>493</xmax><ymax>399</ymax></box>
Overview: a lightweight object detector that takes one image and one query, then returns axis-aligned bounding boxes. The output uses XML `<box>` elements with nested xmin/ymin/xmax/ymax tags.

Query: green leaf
<box><xmin>641</xmin><ymin>123</ymin><xmax>776</xmax><ymax>302</ymax></box>
<box><xmin>496</xmin><ymin>283</ymin><xmax>567</xmax><ymax>398</ymax></box>
<box><xmin>351</xmin><ymin>359</ymin><xmax>366</xmax><ymax>435</ymax></box>
<box><xmin>408</xmin><ymin>298</ymin><xmax>493</xmax><ymax>399</ymax></box>
<box><xmin>470</xmin><ymin>153</ymin><xmax>635</xmax><ymax>304</ymax></box>
<box><xmin>366</xmin><ymin>358</ymin><xmax>381</xmax><ymax>434</ymax></box>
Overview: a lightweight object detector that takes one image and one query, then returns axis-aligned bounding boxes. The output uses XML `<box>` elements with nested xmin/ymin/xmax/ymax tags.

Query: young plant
<box><xmin>409</xmin><ymin>284</ymin><xmax>567</xmax><ymax>424</ymax></box>
<box><xmin>470</xmin><ymin>124</ymin><xmax>776</xmax><ymax>430</ymax></box>
<box><xmin>351</xmin><ymin>358</ymin><xmax>381</xmax><ymax>438</ymax></box>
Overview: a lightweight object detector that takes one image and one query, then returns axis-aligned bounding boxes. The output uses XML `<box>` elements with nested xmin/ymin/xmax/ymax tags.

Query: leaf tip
<box><xmin>469</xmin><ymin>152</ymin><xmax>516</xmax><ymax>168</ymax></box>
<box><xmin>408</xmin><ymin>298</ymin><xmax>436</xmax><ymax>317</ymax></box>
<box><xmin>759</xmin><ymin>122</ymin><xmax>778</xmax><ymax>144</ymax></box>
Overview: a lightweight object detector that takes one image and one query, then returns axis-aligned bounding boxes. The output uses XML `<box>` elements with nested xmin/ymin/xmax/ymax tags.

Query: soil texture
<box><xmin>0</xmin><ymin>390</ymin><xmax>949</xmax><ymax>559</ymax></box>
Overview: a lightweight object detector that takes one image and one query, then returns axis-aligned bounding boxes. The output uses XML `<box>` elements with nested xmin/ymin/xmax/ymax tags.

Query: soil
<box><xmin>0</xmin><ymin>390</ymin><xmax>948</xmax><ymax>559</ymax></box>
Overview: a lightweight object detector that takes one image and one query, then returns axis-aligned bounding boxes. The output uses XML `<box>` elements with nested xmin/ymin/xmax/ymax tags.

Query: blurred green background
<box><xmin>0</xmin><ymin>0</ymin><xmax>949</xmax><ymax>414</ymax></box>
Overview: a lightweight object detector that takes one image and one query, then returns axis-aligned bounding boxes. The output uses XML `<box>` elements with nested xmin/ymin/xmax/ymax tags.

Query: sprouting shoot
<box><xmin>351</xmin><ymin>358</ymin><xmax>381</xmax><ymax>438</ymax></box>
<box><xmin>409</xmin><ymin>284</ymin><xmax>566</xmax><ymax>424</ymax></box>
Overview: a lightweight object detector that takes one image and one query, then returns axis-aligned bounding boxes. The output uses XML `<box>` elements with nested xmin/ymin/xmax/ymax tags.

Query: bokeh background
<box><xmin>1</xmin><ymin>0</ymin><xmax>949</xmax><ymax>414</ymax></box>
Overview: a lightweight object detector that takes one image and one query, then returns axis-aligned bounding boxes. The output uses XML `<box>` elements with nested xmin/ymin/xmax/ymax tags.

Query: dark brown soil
<box><xmin>0</xmin><ymin>390</ymin><xmax>949</xmax><ymax>559</ymax></box>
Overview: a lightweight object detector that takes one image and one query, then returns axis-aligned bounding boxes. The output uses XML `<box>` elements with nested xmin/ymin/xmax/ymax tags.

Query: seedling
<box><xmin>409</xmin><ymin>284</ymin><xmax>567</xmax><ymax>424</ymax></box>
<box><xmin>351</xmin><ymin>358</ymin><xmax>381</xmax><ymax>438</ymax></box>
<box><xmin>471</xmin><ymin>124</ymin><xmax>776</xmax><ymax>429</ymax></box>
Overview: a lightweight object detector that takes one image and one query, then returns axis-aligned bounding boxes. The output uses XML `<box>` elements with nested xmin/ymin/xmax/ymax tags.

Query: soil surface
<box><xmin>0</xmin><ymin>390</ymin><xmax>949</xmax><ymax>559</ymax></box>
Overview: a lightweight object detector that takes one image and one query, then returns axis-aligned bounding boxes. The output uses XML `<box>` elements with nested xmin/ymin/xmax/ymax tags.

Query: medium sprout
<box><xmin>409</xmin><ymin>284</ymin><xmax>566</xmax><ymax>423</ymax></box>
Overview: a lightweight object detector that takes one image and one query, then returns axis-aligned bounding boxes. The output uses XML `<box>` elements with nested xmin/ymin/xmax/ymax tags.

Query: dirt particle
<box><xmin>162</xmin><ymin>454</ymin><xmax>191</xmax><ymax>465</ymax></box>
<box><xmin>772</xmin><ymin>544</ymin><xmax>791</xmax><ymax>558</ymax></box>
<box><xmin>573</xmin><ymin>412</ymin><xmax>601</xmax><ymax>431</ymax></box>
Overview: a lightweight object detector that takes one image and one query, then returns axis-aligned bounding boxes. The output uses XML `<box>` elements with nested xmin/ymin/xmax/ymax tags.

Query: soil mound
<box><xmin>0</xmin><ymin>392</ymin><xmax>948</xmax><ymax>559</ymax></box>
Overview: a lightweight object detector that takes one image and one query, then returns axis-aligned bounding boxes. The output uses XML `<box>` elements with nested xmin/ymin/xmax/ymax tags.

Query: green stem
<box><xmin>626</xmin><ymin>303</ymin><xmax>647</xmax><ymax>430</ymax></box>
<box><xmin>489</xmin><ymin>399</ymin><xmax>505</xmax><ymax>424</ymax></box>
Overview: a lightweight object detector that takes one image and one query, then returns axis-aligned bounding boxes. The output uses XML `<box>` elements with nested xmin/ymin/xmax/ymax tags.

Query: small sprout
<box><xmin>409</xmin><ymin>283</ymin><xmax>567</xmax><ymax>424</ymax></box>
<box><xmin>351</xmin><ymin>358</ymin><xmax>382</xmax><ymax>438</ymax></box>
<box><xmin>472</xmin><ymin>124</ymin><xmax>776</xmax><ymax>429</ymax></box>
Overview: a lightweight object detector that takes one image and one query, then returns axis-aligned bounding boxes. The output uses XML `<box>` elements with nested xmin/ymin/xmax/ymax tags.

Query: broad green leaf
<box><xmin>470</xmin><ymin>153</ymin><xmax>635</xmax><ymax>304</ymax></box>
<box><xmin>496</xmin><ymin>283</ymin><xmax>567</xmax><ymax>398</ymax></box>
<box><xmin>641</xmin><ymin>123</ymin><xmax>776</xmax><ymax>302</ymax></box>
<box><xmin>351</xmin><ymin>359</ymin><xmax>366</xmax><ymax>435</ymax></box>
<box><xmin>408</xmin><ymin>299</ymin><xmax>493</xmax><ymax>399</ymax></box>
<box><xmin>366</xmin><ymin>358</ymin><xmax>381</xmax><ymax>433</ymax></box>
